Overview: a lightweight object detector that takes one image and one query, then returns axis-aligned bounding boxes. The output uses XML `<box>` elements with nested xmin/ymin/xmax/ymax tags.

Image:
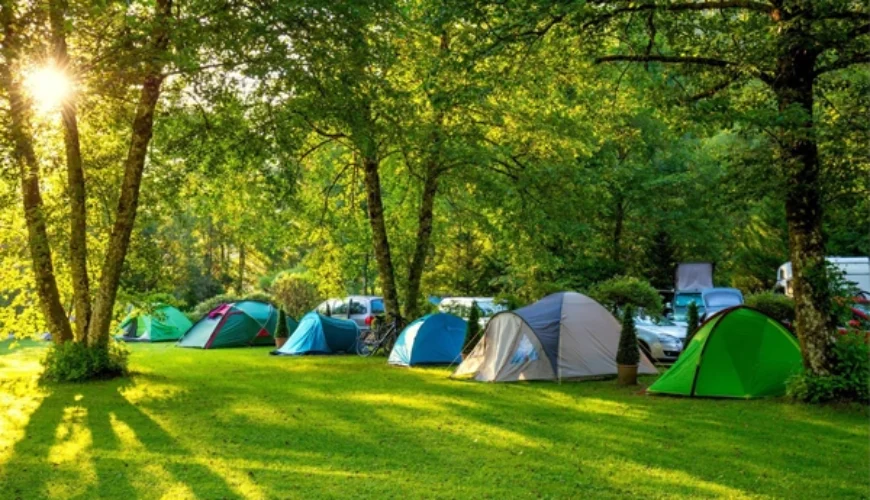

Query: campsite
<box><xmin>0</xmin><ymin>1</ymin><xmax>868</xmax><ymax>498</ymax></box>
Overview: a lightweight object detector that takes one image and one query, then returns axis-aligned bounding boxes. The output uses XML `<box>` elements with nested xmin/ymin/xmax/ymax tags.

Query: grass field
<box><xmin>0</xmin><ymin>340</ymin><xmax>867</xmax><ymax>499</ymax></box>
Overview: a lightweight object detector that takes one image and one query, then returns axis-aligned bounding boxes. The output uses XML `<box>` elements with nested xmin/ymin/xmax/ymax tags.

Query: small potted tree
<box><xmin>275</xmin><ymin>309</ymin><xmax>290</xmax><ymax>349</ymax></box>
<box><xmin>616</xmin><ymin>305</ymin><xmax>640</xmax><ymax>385</ymax></box>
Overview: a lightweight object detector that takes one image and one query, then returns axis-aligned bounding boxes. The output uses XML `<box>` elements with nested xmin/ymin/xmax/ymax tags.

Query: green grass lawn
<box><xmin>0</xmin><ymin>340</ymin><xmax>867</xmax><ymax>499</ymax></box>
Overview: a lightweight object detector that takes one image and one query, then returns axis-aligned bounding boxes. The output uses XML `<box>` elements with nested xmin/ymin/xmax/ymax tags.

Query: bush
<box><xmin>271</xmin><ymin>272</ymin><xmax>320</xmax><ymax>319</ymax></box>
<box><xmin>190</xmin><ymin>292</ymin><xmax>275</xmax><ymax>319</ymax></box>
<box><xmin>463</xmin><ymin>301</ymin><xmax>482</xmax><ymax>354</ymax></box>
<box><xmin>588</xmin><ymin>276</ymin><xmax>663</xmax><ymax>317</ymax></box>
<box><xmin>616</xmin><ymin>306</ymin><xmax>640</xmax><ymax>365</ymax></box>
<box><xmin>275</xmin><ymin>309</ymin><xmax>289</xmax><ymax>339</ymax></box>
<box><xmin>685</xmin><ymin>301</ymin><xmax>700</xmax><ymax>344</ymax></box>
<box><xmin>787</xmin><ymin>331</ymin><xmax>870</xmax><ymax>404</ymax></box>
<box><xmin>745</xmin><ymin>292</ymin><xmax>795</xmax><ymax>324</ymax></box>
<box><xmin>41</xmin><ymin>341</ymin><xmax>129</xmax><ymax>383</ymax></box>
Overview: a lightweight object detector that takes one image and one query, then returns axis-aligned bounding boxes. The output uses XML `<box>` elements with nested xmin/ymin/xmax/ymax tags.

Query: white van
<box><xmin>777</xmin><ymin>257</ymin><xmax>870</xmax><ymax>296</ymax></box>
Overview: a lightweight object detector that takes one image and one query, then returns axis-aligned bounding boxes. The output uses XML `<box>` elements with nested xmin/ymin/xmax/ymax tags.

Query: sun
<box><xmin>24</xmin><ymin>65</ymin><xmax>73</xmax><ymax>112</ymax></box>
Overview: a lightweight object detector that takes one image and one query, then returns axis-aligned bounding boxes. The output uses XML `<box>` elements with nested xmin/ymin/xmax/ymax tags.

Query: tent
<box><xmin>648</xmin><ymin>306</ymin><xmax>802</xmax><ymax>398</ymax></box>
<box><xmin>453</xmin><ymin>292</ymin><xmax>657</xmax><ymax>382</ymax></box>
<box><xmin>177</xmin><ymin>300</ymin><xmax>279</xmax><ymax>349</ymax></box>
<box><xmin>389</xmin><ymin>313</ymin><xmax>467</xmax><ymax>367</ymax></box>
<box><xmin>116</xmin><ymin>305</ymin><xmax>192</xmax><ymax>342</ymax></box>
<box><xmin>273</xmin><ymin>312</ymin><xmax>360</xmax><ymax>355</ymax></box>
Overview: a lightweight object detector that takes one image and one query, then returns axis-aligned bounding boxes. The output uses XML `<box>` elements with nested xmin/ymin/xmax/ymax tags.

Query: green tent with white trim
<box><xmin>116</xmin><ymin>305</ymin><xmax>192</xmax><ymax>343</ymax></box>
<box><xmin>648</xmin><ymin>306</ymin><xmax>802</xmax><ymax>398</ymax></box>
<box><xmin>177</xmin><ymin>300</ymin><xmax>287</xmax><ymax>349</ymax></box>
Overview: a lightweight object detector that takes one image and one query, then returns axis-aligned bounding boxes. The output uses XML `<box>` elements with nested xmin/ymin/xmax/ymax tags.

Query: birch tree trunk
<box><xmin>362</xmin><ymin>155</ymin><xmax>401</xmax><ymax>317</ymax></box>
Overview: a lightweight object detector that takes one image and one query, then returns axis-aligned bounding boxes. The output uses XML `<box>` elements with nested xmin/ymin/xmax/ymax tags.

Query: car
<box><xmin>315</xmin><ymin>295</ymin><xmax>384</xmax><ymax>333</ymax></box>
<box><xmin>672</xmin><ymin>291</ymin><xmax>704</xmax><ymax>324</ymax></box>
<box><xmin>635</xmin><ymin>315</ymin><xmax>686</xmax><ymax>363</ymax></box>
<box><xmin>438</xmin><ymin>297</ymin><xmax>507</xmax><ymax>328</ymax></box>
<box><xmin>701</xmin><ymin>287</ymin><xmax>744</xmax><ymax>319</ymax></box>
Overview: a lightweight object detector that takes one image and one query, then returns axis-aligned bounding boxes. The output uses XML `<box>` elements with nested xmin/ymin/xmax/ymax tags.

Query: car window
<box><xmin>705</xmin><ymin>292</ymin><xmax>741</xmax><ymax>307</ymax></box>
<box><xmin>348</xmin><ymin>301</ymin><xmax>366</xmax><ymax>315</ymax></box>
<box><xmin>371</xmin><ymin>299</ymin><xmax>385</xmax><ymax>314</ymax></box>
<box><xmin>333</xmin><ymin>300</ymin><xmax>348</xmax><ymax>314</ymax></box>
<box><xmin>675</xmin><ymin>294</ymin><xmax>702</xmax><ymax>307</ymax></box>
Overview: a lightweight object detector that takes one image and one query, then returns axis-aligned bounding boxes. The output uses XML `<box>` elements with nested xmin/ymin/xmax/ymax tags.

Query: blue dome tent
<box><xmin>273</xmin><ymin>312</ymin><xmax>360</xmax><ymax>355</ymax></box>
<box><xmin>389</xmin><ymin>313</ymin><xmax>467</xmax><ymax>367</ymax></box>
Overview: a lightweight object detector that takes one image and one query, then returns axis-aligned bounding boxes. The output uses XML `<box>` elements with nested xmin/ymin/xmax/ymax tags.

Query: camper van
<box><xmin>777</xmin><ymin>257</ymin><xmax>870</xmax><ymax>297</ymax></box>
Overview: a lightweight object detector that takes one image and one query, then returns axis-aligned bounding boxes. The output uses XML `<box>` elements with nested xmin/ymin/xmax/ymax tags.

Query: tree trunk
<box><xmin>237</xmin><ymin>243</ymin><xmax>246</xmax><ymax>293</ymax></box>
<box><xmin>87</xmin><ymin>0</ymin><xmax>172</xmax><ymax>346</ymax></box>
<box><xmin>404</xmin><ymin>164</ymin><xmax>439</xmax><ymax>319</ymax></box>
<box><xmin>0</xmin><ymin>6</ymin><xmax>74</xmax><ymax>343</ymax></box>
<box><xmin>362</xmin><ymin>155</ymin><xmax>401</xmax><ymax>317</ymax></box>
<box><xmin>49</xmin><ymin>0</ymin><xmax>91</xmax><ymax>341</ymax></box>
<box><xmin>612</xmin><ymin>194</ymin><xmax>625</xmax><ymax>265</ymax></box>
<box><xmin>774</xmin><ymin>23</ymin><xmax>835</xmax><ymax>375</ymax></box>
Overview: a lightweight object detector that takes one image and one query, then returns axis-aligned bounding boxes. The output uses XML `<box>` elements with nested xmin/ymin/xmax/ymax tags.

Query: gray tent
<box><xmin>453</xmin><ymin>292</ymin><xmax>657</xmax><ymax>382</ymax></box>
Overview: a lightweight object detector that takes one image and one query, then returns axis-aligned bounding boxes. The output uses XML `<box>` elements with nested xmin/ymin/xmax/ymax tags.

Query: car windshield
<box><xmin>370</xmin><ymin>299</ymin><xmax>385</xmax><ymax>314</ymax></box>
<box><xmin>674</xmin><ymin>294</ymin><xmax>702</xmax><ymax>307</ymax></box>
<box><xmin>705</xmin><ymin>292</ymin><xmax>741</xmax><ymax>308</ymax></box>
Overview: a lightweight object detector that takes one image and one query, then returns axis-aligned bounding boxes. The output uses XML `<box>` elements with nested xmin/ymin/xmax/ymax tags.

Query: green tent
<box><xmin>116</xmin><ymin>305</ymin><xmax>193</xmax><ymax>343</ymax></box>
<box><xmin>177</xmin><ymin>300</ymin><xmax>285</xmax><ymax>349</ymax></box>
<box><xmin>648</xmin><ymin>306</ymin><xmax>802</xmax><ymax>398</ymax></box>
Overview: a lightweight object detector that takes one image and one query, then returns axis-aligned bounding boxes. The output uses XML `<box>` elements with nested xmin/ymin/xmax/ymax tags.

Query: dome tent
<box><xmin>648</xmin><ymin>306</ymin><xmax>802</xmax><ymax>398</ymax></box>
<box><xmin>273</xmin><ymin>312</ymin><xmax>360</xmax><ymax>355</ymax></box>
<box><xmin>388</xmin><ymin>313</ymin><xmax>467</xmax><ymax>367</ymax></box>
<box><xmin>115</xmin><ymin>305</ymin><xmax>192</xmax><ymax>343</ymax></box>
<box><xmin>177</xmin><ymin>300</ymin><xmax>281</xmax><ymax>349</ymax></box>
<box><xmin>453</xmin><ymin>292</ymin><xmax>657</xmax><ymax>382</ymax></box>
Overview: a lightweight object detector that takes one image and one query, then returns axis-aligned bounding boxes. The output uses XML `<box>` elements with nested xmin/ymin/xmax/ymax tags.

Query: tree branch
<box><xmin>815</xmin><ymin>53</ymin><xmax>870</xmax><ymax>76</ymax></box>
<box><xmin>583</xmin><ymin>1</ymin><xmax>773</xmax><ymax>29</ymax></box>
<box><xmin>596</xmin><ymin>54</ymin><xmax>734</xmax><ymax>67</ymax></box>
<box><xmin>684</xmin><ymin>75</ymin><xmax>743</xmax><ymax>101</ymax></box>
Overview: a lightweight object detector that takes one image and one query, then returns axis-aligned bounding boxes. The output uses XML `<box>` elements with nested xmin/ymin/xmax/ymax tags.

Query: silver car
<box><xmin>316</xmin><ymin>295</ymin><xmax>384</xmax><ymax>333</ymax></box>
<box><xmin>635</xmin><ymin>315</ymin><xmax>686</xmax><ymax>363</ymax></box>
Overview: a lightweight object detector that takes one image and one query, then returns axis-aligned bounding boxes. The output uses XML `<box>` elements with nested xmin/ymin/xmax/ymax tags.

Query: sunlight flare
<box><xmin>24</xmin><ymin>64</ymin><xmax>72</xmax><ymax>112</ymax></box>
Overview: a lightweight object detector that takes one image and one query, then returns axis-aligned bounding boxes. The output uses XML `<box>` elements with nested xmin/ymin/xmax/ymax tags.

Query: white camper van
<box><xmin>777</xmin><ymin>257</ymin><xmax>870</xmax><ymax>297</ymax></box>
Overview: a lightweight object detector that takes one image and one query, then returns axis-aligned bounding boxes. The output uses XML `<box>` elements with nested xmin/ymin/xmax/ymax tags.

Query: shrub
<box><xmin>685</xmin><ymin>301</ymin><xmax>700</xmax><ymax>344</ymax></box>
<box><xmin>787</xmin><ymin>331</ymin><xmax>870</xmax><ymax>404</ymax></box>
<box><xmin>271</xmin><ymin>272</ymin><xmax>319</xmax><ymax>319</ymax></box>
<box><xmin>745</xmin><ymin>292</ymin><xmax>795</xmax><ymax>324</ymax></box>
<box><xmin>588</xmin><ymin>276</ymin><xmax>663</xmax><ymax>317</ymax></box>
<box><xmin>190</xmin><ymin>292</ymin><xmax>275</xmax><ymax>319</ymax></box>
<box><xmin>41</xmin><ymin>342</ymin><xmax>129</xmax><ymax>383</ymax></box>
<box><xmin>616</xmin><ymin>306</ymin><xmax>640</xmax><ymax>366</ymax></box>
<box><xmin>463</xmin><ymin>301</ymin><xmax>482</xmax><ymax>354</ymax></box>
<box><xmin>275</xmin><ymin>309</ymin><xmax>289</xmax><ymax>339</ymax></box>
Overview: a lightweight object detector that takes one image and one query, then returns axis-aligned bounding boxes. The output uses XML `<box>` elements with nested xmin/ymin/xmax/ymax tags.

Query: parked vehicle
<box><xmin>701</xmin><ymin>287</ymin><xmax>744</xmax><ymax>319</ymax></box>
<box><xmin>777</xmin><ymin>257</ymin><xmax>870</xmax><ymax>297</ymax></box>
<box><xmin>671</xmin><ymin>262</ymin><xmax>714</xmax><ymax>323</ymax></box>
<box><xmin>635</xmin><ymin>315</ymin><xmax>686</xmax><ymax>363</ymax></box>
<box><xmin>438</xmin><ymin>297</ymin><xmax>507</xmax><ymax>328</ymax></box>
<box><xmin>315</xmin><ymin>295</ymin><xmax>384</xmax><ymax>333</ymax></box>
<box><xmin>672</xmin><ymin>291</ymin><xmax>704</xmax><ymax>323</ymax></box>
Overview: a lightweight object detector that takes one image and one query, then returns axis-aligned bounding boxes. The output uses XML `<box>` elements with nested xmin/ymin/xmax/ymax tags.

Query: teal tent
<box><xmin>116</xmin><ymin>305</ymin><xmax>192</xmax><ymax>343</ymax></box>
<box><xmin>389</xmin><ymin>313</ymin><xmax>467</xmax><ymax>366</ymax></box>
<box><xmin>177</xmin><ymin>301</ymin><xmax>279</xmax><ymax>349</ymax></box>
<box><xmin>273</xmin><ymin>312</ymin><xmax>359</xmax><ymax>355</ymax></box>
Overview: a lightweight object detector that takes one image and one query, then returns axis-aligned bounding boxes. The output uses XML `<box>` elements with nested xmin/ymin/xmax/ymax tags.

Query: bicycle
<box><xmin>356</xmin><ymin>314</ymin><xmax>403</xmax><ymax>356</ymax></box>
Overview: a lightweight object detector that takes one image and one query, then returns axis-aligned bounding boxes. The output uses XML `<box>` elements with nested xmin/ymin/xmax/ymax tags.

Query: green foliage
<box><xmin>270</xmin><ymin>272</ymin><xmax>320</xmax><ymax>319</ymax></box>
<box><xmin>464</xmin><ymin>301</ymin><xmax>482</xmax><ymax>354</ymax></box>
<box><xmin>588</xmin><ymin>276</ymin><xmax>663</xmax><ymax>316</ymax></box>
<box><xmin>745</xmin><ymin>292</ymin><xmax>795</xmax><ymax>324</ymax></box>
<box><xmin>685</xmin><ymin>302</ymin><xmax>701</xmax><ymax>344</ymax></box>
<box><xmin>40</xmin><ymin>342</ymin><xmax>129</xmax><ymax>383</ymax></box>
<box><xmin>787</xmin><ymin>332</ymin><xmax>870</xmax><ymax>404</ymax></box>
<box><xmin>616</xmin><ymin>306</ymin><xmax>640</xmax><ymax>366</ymax></box>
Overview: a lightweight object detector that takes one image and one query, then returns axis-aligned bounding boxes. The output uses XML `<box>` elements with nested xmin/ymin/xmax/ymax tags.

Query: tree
<box><xmin>464</xmin><ymin>301</ymin><xmax>482</xmax><ymax>354</ymax></box>
<box><xmin>616</xmin><ymin>305</ymin><xmax>640</xmax><ymax>366</ymax></box>
<box><xmin>685</xmin><ymin>301</ymin><xmax>701</xmax><ymax>345</ymax></box>
<box><xmin>477</xmin><ymin>0</ymin><xmax>869</xmax><ymax>378</ymax></box>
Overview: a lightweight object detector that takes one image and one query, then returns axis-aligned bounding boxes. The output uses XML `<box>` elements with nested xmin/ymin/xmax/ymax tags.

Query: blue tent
<box><xmin>389</xmin><ymin>313</ymin><xmax>467</xmax><ymax>367</ymax></box>
<box><xmin>274</xmin><ymin>312</ymin><xmax>360</xmax><ymax>355</ymax></box>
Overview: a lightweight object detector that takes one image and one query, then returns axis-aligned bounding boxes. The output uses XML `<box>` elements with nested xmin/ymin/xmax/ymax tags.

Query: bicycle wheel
<box><xmin>356</xmin><ymin>330</ymin><xmax>378</xmax><ymax>357</ymax></box>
